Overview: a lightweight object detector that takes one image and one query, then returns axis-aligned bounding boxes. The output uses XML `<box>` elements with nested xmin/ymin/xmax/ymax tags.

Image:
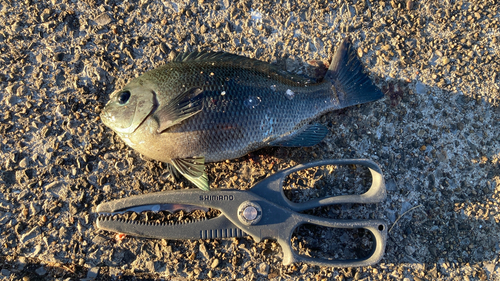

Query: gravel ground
<box><xmin>1</xmin><ymin>0</ymin><xmax>499</xmax><ymax>280</ymax></box>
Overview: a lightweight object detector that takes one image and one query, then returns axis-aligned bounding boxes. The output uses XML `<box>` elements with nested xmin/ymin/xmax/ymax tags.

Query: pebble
<box><xmin>300</xmin><ymin>264</ymin><xmax>308</xmax><ymax>274</ymax></box>
<box><xmin>94</xmin><ymin>13</ymin><xmax>112</xmax><ymax>26</ymax></box>
<box><xmin>200</xmin><ymin>25</ymin><xmax>207</xmax><ymax>34</ymax></box>
<box><xmin>19</xmin><ymin>158</ymin><xmax>28</xmax><ymax>168</ymax></box>
<box><xmin>86</xmin><ymin>266</ymin><xmax>100</xmax><ymax>279</ymax></box>
<box><xmin>305</xmin><ymin>41</ymin><xmax>314</xmax><ymax>52</ymax></box>
<box><xmin>382</xmin><ymin>44</ymin><xmax>391</xmax><ymax>51</ymax></box>
<box><xmin>357</xmin><ymin>48</ymin><xmax>363</xmax><ymax>58</ymax></box>
<box><xmin>35</xmin><ymin>266</ymin><xmax>47</xmax><ymax>276</ymax></box>
<box><xmin>210</xmin><ymin>258</ymin><xmax>219</xmax><ymax>269</ymax></box>
<box><xmin>257</xmin><ymin>263</ymin><xmax>269</xmax><ymax>276</ymax></box>
<box><xmin>1</xmin><ymin>269</ymin><xmax>10</xmax><ymax>276</ymax></box>
<box><xmin>103</xmin><ymin>184</ymin><xmax>112</xmax><ymax>193</ymax></box>
<box><xmin>406</xmin><ymin>0</ymin><xmax>413</xmax><ymax>10</ymax></box>
<box><xmin>20</xmin><ymin>226</ymin><xmax>39</xmax><ymax>243</ymax></box>
<box><xmin>484</xmin><ymin>262</ymin><xmax>496</xmax><ymax>276</ymax></box>
<box><xmin>12</xmin><ymin>22</ymin><xmax>22</xmax><ymax>33</ymax></box>
<box><xmin>146</xmin><ymin>261</ymin><xmax>155</xmax><ymax>272</ymax></box>
<box><xmin>18</xmin><ymin>256</ymin><xmax>27</xmax><ymax>270</ymax></box>
<box><xmin>40</xmin><ymin>9</ymin><xmax>51</xmax><ymax>22</ymax></box>
<box><xmin>405</xmin><ymin>245</ymin><xmax>416</xmax><ymax>255</ymax></box>
<box><xmin>415</xmin><ymin>82</ymin><xmax>427</xmax><ymax>94</ymax></box>
<box><xmin>199</xmin><ymin>243</ymin><xmax>210</xmax><ymax>259</ymax></box>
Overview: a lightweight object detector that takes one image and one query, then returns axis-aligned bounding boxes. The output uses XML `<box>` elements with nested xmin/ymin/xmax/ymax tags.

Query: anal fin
<box><xmin>270</xmin><ymin>123</ymin><xmax>328</xmax><ymax>147</ymax></box>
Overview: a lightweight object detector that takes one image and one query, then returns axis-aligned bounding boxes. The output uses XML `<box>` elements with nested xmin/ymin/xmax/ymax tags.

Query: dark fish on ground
<box><xmin>100</xmin><ymin>38</ymin><xmax>383</xmax><ymax>190</ymax></box>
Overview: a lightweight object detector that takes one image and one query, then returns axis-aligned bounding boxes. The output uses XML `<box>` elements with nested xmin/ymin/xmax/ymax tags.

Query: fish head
<box><xmin>101</xmin><ymin>80</ymin><xmax>157</xmax><ymax>135</ymax></box>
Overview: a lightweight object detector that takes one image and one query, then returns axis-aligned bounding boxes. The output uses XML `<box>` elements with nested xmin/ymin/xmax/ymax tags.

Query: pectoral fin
<box><xmin>171</xmin><ymin>156</ymin><xmax>209</xmax><ymax>191</ymax></box>
<box><xmin>154</xmin><ymin>88</ymin><xmax>204</xmax><ymax>133</ymax></box>
<box><xmin>269</xmin><ymin>123</ymin><xmax>328</xmax><ymax>147</ymax></box>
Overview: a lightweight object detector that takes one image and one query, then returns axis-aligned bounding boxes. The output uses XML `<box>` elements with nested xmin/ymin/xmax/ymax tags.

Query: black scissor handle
<box><xmin>250</xmin><ymin>159</ymin><xmax>386</xmax><ymax>211</ymax></box>
<box><xmin>280</xmin><ymin>217</ymin><xmax>387</xmax><ymax>267</ymax></box>
<box><xmin>248</xmin><ymin>159</ymin><xmax>387</xmax><ymax>266</ymax></box>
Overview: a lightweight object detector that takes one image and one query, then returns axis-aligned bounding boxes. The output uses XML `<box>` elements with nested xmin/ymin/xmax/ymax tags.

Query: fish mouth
<box><xmin>100</xmin><ymin>108</ymin><xmax>112</xmax><ymax>127</ymax></box>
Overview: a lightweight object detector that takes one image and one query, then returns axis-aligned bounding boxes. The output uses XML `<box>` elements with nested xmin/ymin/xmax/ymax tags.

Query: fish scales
<box><xmin>101</xmin><ymin>39</ymin><xmax>384</xmax><ymax>190</ymax></box>
<box><xmin>156</xmin><ymin>63</ymin><xmax>337</xmax><ymax>162</ymax></box>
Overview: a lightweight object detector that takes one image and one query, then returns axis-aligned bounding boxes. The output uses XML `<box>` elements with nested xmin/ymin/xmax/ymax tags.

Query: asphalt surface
<box><xmin>0</xmin><ymin>0</ymin><xmax>499</xmax><ymax>280</ymax></box>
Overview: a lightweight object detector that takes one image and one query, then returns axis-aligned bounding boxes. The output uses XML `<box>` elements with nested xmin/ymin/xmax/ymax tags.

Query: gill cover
<box><xmin>101</xmin><ymin>84</ymin><xmax>156</xmax><ymax>135</ymax></box>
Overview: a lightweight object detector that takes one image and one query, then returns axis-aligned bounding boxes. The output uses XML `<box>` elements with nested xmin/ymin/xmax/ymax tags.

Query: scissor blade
<box><xmin>98</xmin><ymin>203</ymin><xmax>208</xmax><ymax>215</ymax></box>
<box><xmin>96</xmin><ymin>215</ymin><xmax>247</xmax><ymax>240</ymax></box>
<box><xmin>96</xmin><ymin>189</ymin><xmax>242</xmax><ymax>214</ymax></box>
<box><xmin>95</xmin><ymin>193</ymin><xmax>189</xmax><ymax>214</ymax></box>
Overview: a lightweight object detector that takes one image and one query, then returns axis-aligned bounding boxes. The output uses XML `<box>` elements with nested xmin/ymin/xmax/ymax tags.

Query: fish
<box><xmin>100</xmin><ymin>38</ymin><xmax>383</xmax><ymax>191</ymax></box>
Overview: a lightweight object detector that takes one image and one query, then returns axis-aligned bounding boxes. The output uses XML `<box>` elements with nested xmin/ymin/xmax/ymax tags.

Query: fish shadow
<box><xmin>242</xmin><ymin>75</ymin><xmax>500</xmax><ymax>276</ymax></box>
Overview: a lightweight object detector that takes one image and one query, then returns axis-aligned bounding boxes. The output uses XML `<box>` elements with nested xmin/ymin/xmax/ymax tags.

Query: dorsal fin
<box><xmin>173</xmin><ymin>51</ymin><xmax>314</xmax><ymax>85</ymax></box>
<box><xmin>174</xmin><ymin>51</ymin><xmax>242</xmax><ymax>62</ymax></box>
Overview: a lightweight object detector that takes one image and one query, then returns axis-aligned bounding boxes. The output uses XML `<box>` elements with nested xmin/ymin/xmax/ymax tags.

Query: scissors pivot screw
<box><xmin>238</xmin><ymin>201</ymin><xmax>262</xmax><ymax>225</ymax></box>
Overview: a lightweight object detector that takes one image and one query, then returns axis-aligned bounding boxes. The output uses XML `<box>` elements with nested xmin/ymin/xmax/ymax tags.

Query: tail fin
<box><xmin>325</xmin><ymin>38</ymin><xmax>384</xmax><ymax>108</ymax></box>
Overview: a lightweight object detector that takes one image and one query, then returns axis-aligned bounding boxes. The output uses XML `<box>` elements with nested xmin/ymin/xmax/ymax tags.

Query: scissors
<box><xmin>96</xmin><ymin>159</ymin><xmax>387</xmax><ymax>267</ymax></box>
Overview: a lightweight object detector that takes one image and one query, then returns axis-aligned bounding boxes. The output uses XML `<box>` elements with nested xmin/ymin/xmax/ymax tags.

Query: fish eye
<box><xmin>118</xmin><ymin>91</ymin><xmax>131</xmax><ymax>105</ymax></box>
